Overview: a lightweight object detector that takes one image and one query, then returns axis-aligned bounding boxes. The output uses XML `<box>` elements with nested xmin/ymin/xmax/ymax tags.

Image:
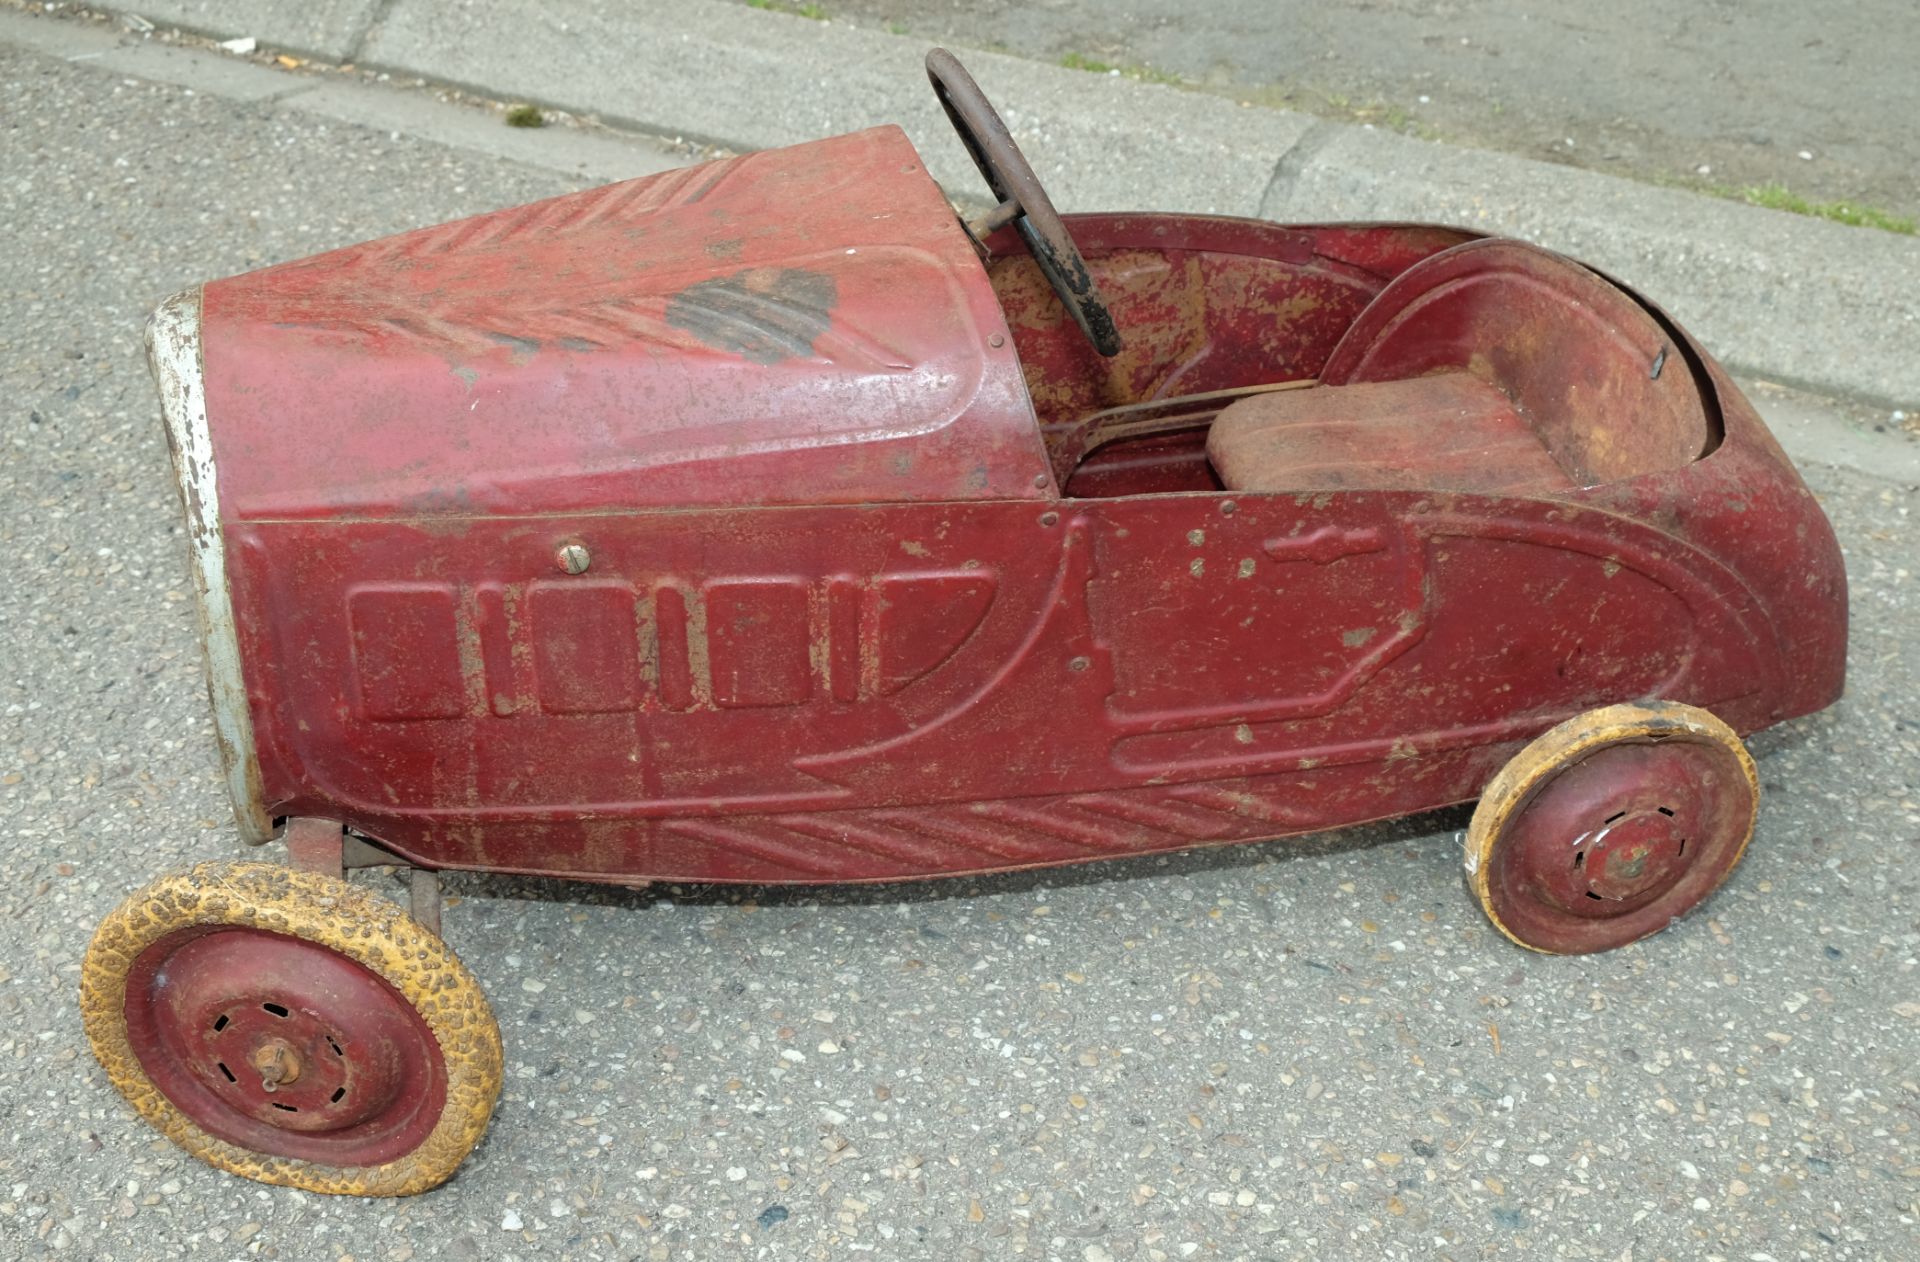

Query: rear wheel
<box><xmin>1466</xmin><ymin>702</ymin><xmax>1759</xmax><ymax>954</ymax></box>
<box><xmin>81</xmin><ymin>861</ymin><xmax>501</xmax><ymax>1195</ymax></box>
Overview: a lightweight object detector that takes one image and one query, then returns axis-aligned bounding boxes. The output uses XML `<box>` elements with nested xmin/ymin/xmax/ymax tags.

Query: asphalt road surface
<box><xmin>812</xmin><ymin>0</ymin><xmax>1920</xmax><ymax>224</ymax></box>
<box><xmin>2</xmin><ymin>33</ymin><xmax>1917</xmax><ymax>1262</ymax></box>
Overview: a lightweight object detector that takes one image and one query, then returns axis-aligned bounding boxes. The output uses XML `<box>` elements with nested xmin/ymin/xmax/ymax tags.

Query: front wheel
<box><xmin>1466</xmin><ymin>701</ymin><xmax>1759</xmax><ymax>954</ymax></box>
<box><xmin>81</xmin><ymin>861</ymin><xmax>502</xmax><ymax>1195</ymax></box>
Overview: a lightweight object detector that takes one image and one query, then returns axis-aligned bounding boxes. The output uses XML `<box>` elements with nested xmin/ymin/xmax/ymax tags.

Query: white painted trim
<box><xmin>148</xmin><ymin>289</ymin><xmax>275</xmax><ymax>843</ymax></box>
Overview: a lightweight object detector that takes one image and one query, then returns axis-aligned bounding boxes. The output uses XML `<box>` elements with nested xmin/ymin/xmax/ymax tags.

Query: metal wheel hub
<box><xmin>1500</xmin><ymin>740</ymin><xmax>1729</xmax><ymax>921</ymax></box>
<box><xmin>123</xmin><ymin>927</ymin><xmax>447</xmax><ymax>1165</ymax></box>
<box><xmin>1568</xmin><ymin>809</ymin><xmax>1691</xmax><ymax>905</ymax></box>
<box><xmin>1478</xmin><ymin>720</ymin><xmax>1757</xmax><ymax>954</ymax></box>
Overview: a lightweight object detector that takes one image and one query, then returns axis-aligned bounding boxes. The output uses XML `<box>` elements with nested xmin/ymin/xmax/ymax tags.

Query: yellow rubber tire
<box><xmin>81</xmin><ymin>860</ymin><xmax>503</xmax><ymax>1195</ymax></box>
<box><xmin>1466</xmin><ymin>701</ymin><xmax>1759</xmax><ymax>955</ymax></box>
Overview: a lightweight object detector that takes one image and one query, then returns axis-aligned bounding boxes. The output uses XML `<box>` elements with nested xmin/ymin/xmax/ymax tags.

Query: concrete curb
<box><xmin>0</xmin><ymin>8</ymin><xmax>698</xmax><ymax>186</ymax></box>
<box><xmin>1261</xmin><ymin>125</ymin><xmax>1920</xmax><ymax>411</ymax></box>
<box><xmin>85</xmin><ymin>0</ymin><xmax>1920</xmax><ymax>406</ymax></box>
<box><xmin>357</xmin><ymin>0</ymin><xmax>1317</xmax><ymax>221</ymax></box>
<box><xmin>104</xmin><ymin>0</ymin><xmax>385</xmax><ymax>63</ymax></box>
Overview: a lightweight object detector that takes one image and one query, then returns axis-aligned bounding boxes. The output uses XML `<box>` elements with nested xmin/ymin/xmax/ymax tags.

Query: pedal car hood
<box><xmin>190</xmin><ymin>125</ymin><xmax>1049</xmax><ymax>519</ymax></box>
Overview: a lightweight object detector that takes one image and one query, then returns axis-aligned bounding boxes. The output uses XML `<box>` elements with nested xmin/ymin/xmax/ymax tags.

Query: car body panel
<box><xmin>226</xmin><ymin>478</ymin><xmax>1793</xmax><ymax>884</ymax></box>
<box><xmin>159</xmin><ymin>132</ymin><xmax>1847</xmax><ymax>883</ymax></box>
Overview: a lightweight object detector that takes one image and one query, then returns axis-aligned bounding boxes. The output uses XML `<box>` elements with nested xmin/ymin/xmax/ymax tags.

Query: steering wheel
<box><xmin>927</xmin><ymin>49</ymin><xmax>1124</xmax><ymax>358</ymax></box>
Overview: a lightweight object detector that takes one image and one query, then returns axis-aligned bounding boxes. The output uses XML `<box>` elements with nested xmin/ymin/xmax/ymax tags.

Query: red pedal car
<box><xmin>84</xmin><ymin>52</ymin><xmax>1846</xmax><ymax>1194</ymax></box>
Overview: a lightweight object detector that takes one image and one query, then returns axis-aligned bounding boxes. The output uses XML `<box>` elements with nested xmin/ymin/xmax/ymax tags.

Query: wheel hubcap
<box><xmin>124</xmin><ymin>927</ymin><xmax>448</xmax><ymax>1165</ymax></box>
<box><xmin>1486</xmin><ymin>733</ymin><xmax>1754</xmax><ymax>952</ymax></box>
<box><xmin>1573</xmin><ymin>810</ymin><xmax>1689</xmax><ymax>903</ymax></box>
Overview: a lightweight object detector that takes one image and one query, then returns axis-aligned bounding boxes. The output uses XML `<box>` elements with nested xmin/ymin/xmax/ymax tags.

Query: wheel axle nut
<box><xmin>251</xmin><ymin>1039</ymin><xmax>302</xmax><ymax>1090</ymax></box>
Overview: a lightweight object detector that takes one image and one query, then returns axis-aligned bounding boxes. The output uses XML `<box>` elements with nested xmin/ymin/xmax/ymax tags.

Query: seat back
<box><xmin>1208</xmin><ymin>238</ymin><xmax>1714</xmax><ymax>495</ymax></box>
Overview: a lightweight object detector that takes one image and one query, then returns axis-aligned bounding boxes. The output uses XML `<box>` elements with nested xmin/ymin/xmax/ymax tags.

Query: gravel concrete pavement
<box><xmin>2</xmin><ymin>29</ymin><xmax>1918</xmax><ymax>1262</ymax></box>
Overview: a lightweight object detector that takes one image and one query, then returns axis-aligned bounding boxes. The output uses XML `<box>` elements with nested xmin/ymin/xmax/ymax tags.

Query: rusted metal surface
<box><xmin>104</xmin><ymin>54</ymin><xmax>1855</xmax><ymax>1199</ymax></box>
<box><xmin>1506</xmin><ymin>744</ymin><xmax>1745</xmax><ymax>913</ymax></box>
<box><xmin>982</xmin><ymin>216</ymin><xmax>1467</xmax><ymax>498</ymax></box>
<box><xmin>927</xmin><ymin>48</ymin><xmax>1122</xmax><ymax>357</ymax></box>
<box><xmin>287</xmin><ymin>816</ymin><xmax>443</xmax><ymax>933</ymax></box>
<box><xmin>158</xmin><ymin>74</ymin><xmax>1844</xmax><ymax>891</ymax></box>
<box><xmin>283</xmin><ymin>816</ymin><xmax>345</xmax><ymax>881</ymax></box>
<box><xmin>408</xmin><ymin>869</ymin><xmax>442</xmax><ymax>938</ymax></box>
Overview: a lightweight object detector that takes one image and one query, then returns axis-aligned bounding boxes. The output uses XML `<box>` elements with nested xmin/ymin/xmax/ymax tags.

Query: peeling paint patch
<box><xmin>1342</xmin><ymin>626</ymin><xmax>1378</xmax><ymax>648</ymax></box>
<box><xmin>486</xmin><ymin>331</ymin><xmax>541</xmax><ymax>362</ymax></box>
<box><xmin>147</xmin><ymin>288</ymin><xmax>272</xmax><ymax>843</ymax></box>
<box><xmin>1188</xmin><ymin>557</ymin><xmax>1205</xmax><ymax>578</ymax></box>
<box><xmin>665</xmin><ymin>267</ymin><xmax>838</xmax><ymax>366</ymax></box>
<box><xmin>1187</xmin><ymin>529</ymin><xmax>1206</xmax><ymax>546</ymax></box>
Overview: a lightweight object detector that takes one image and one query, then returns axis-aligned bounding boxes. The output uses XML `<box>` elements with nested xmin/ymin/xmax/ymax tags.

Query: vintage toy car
<box><xmin>83</xmin><ymin>51</ymin><xmax>1846</xmax><ymax>1195</ymax></box>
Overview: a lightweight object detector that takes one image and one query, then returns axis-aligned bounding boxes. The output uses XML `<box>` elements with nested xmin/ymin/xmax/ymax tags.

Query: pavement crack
<box><xmin>1259</xmin><ymin>119</ymin><xmax>1345</xmax><ymax>219</ymax></box>
<box><xmin>343</xmin><ymin>0</ymin><xmax>399</xmax><ymax>65</ymax></box>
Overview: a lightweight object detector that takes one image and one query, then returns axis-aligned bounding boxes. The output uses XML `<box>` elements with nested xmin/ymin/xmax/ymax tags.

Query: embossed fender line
<box><xmin>149</xmin><ymin>289</ymin><xmax>273</xmax><ymax>842</ymax></box>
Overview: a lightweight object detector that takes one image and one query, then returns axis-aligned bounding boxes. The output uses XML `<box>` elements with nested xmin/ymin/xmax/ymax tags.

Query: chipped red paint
<box><xmin>180</xmin><ymin>125</ymin><xmax>1844</xmax><ymax>887</ymax></box>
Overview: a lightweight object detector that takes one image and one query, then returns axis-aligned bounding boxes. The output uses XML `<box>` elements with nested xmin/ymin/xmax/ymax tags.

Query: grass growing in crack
<box><xmin>1059</xmin><ymin>54</ymin><xmax>1441</xmax><ymax>137</ymax></box>
<box><xmin>1058</xmin><ymin>51</ymin><xmax>1182</xmax><ymax>85</ymax></box>
<box><xmin>1671</xmin><ymin>175</ymin><xmax>1918</xmax><ymax>235</ymax></box>
<box><xmin>503</xmin><ymin>104</ymin><xmax>545</xmax><ymax>128</ymax></box>
<box><xmin>1739</xmin><ymin>183</ymin><xmax>1915</xmax><ymax>235</ymax></box>
<box><xmin>746</xmin><ymin>0</ymin><xmax>829</xmax><ymax>18</ymax></box>
<box><xmin>1059</xmin><ymin>51</ymin><xmax>1114</xmax><ymax>73</ymax></box>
